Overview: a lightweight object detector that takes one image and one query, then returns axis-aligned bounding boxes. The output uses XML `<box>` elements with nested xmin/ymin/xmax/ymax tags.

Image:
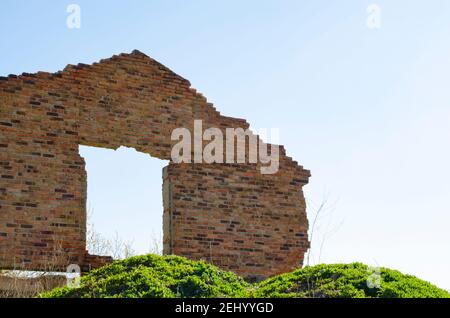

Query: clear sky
<box><xmin>1</xmin><ymin>1</ymin><xmax>450</xmax><ymax>289</ymax></box>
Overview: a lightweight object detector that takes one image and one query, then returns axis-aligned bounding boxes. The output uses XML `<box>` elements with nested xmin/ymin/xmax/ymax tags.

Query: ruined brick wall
<box><xmin>0</xmin><ymin>50</ymin><xmax>310</xmax><ymax>277</ymax></box>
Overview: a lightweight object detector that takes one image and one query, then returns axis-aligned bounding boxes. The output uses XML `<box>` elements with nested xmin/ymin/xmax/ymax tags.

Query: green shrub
<box><xmin>39</xmin><ymin>254</ymin><xmax>250</xmax><ymax>298</ymax></box>
<box><xmin>253</xmin><ymin>263</ymin><xmax>450</xmax><ymax>298</ymax></box>
<box><xmin>39</xmin><ymin>256</ymin><xmax>450</xmax><ymax>298</ymax></box>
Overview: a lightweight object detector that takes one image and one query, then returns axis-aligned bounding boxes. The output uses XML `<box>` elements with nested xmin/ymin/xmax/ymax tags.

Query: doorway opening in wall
<box><xmin>79</xmin><ymin>145</ymin><xmax>168</xmax><ymax>260</ymax></box>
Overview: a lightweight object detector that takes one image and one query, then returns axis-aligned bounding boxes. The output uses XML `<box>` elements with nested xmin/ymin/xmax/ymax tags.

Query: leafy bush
<box><xmin>39</xmin><ymin>254</ymin><xmax>250</xmax><ymax>298</ymax></box>
<box><xmin>39</xmin><ymin>255</ymin><xmax>450</xmax><ymax>298</ymax></box>
<box><xmin>254</xmin><ymin>263</ymin><xmax>450</xmax><ymax>298</ymax></box>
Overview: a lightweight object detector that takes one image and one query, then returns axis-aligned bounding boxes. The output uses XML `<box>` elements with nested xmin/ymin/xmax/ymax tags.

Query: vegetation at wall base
<box><xmin>40</xmin><ymin>254</ymin><xmax>250</xmax><ymax>298</ymax></box>
<box><xmin>39</xmin><ymin>254</ymin><xmax>450</xmax><ymax>298</ymax></box>
<box><xmin>254</xmin><ymin>263</ymin><xmax>449</xmax><ymax>298</ymax></box>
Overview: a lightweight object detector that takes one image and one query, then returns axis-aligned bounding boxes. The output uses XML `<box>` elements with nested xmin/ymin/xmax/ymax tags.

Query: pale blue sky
<box><xmin>1</xmin><ymin>1</ymin><xmax>450</xmax><ymax>289</ymax></box>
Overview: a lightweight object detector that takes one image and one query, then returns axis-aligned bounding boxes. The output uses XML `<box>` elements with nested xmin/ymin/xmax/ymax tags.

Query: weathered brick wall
<box><xmin>0</xmin><ymin>50</ymin><xmax>310</xmax><ymax>277</ymax></box>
